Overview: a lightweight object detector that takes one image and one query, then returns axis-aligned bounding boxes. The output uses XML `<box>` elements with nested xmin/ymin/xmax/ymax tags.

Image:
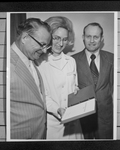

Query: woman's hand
<box><xmin>57</xmin><ymin>107</ymin><xmax>66</xmax><ymax>118</ymax></box>
<box><xmin>74</xmin><ymin>86</ymin><xmax>79</xmax><ymax>94</ymax></box>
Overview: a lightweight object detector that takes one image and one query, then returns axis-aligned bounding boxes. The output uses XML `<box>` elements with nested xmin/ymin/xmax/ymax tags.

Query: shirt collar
<box><xmin>48</xmin><ymin>52</ymin><xmax>69</xmax><ymax>61</ymax></box>
<box><xmin>85</xmin><ymin>49</ymin><xmax>100</xmax><ymax>61</ymax></box>
<box><xmin>11</xmin><ymin>42</ymin><xmax>30</xmax><ymax>68</ymax></box>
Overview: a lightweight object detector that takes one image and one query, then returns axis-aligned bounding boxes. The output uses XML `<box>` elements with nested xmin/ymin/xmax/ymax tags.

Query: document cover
<box><xmin>61</xmin><ymin>85</ymin><xmax>96</xmax><ymax>124</ymax></box>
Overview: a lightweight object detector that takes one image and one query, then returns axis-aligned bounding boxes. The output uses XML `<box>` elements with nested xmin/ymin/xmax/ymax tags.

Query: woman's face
<box><xmin>52</xmin><ymin>27</ymin><xmax>68</xmax><ymax>56</ymax></box>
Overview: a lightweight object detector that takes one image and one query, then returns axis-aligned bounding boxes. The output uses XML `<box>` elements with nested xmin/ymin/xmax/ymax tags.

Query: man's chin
<box><xmin>87</xmin><ymin>48</ymin><xmax>98</xmax><ymax>52</ymax></box>
<box><xmin>36</xmin><ymin>52</ymin><xmax>46</xmax><ymax>60</ymax></box>
<box><xmin>35</xmin><ymin>53</ymin><xmax>42</xmax><ymax>58</ymax></box>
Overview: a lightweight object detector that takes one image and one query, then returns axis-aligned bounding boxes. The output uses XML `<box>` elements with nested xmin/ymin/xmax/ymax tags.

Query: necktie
<box><xmin>90</xmin><ymin>54</ymin><xmax>99</xmax><ymax>86</ymax></box>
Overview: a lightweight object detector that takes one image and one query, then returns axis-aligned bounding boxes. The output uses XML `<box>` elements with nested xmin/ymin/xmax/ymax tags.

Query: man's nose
<box><xmin>42</xmin><ymin>48</ymin><xmax>47</xmax><ymax>53</ymax></box>
<box><xmin>90</xmin><ymin>37</ymin><xmax>94</xmax><ymax>42</ymax></box>
<box><xmin>42</xmin><ymin>45</ymin><xmax>51</xmax><ymax>53</ymax></box>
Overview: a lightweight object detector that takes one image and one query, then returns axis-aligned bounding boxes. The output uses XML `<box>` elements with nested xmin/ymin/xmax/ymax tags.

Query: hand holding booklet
<box><xmin>61</xmin><ymin>85</ymin><xmax>96</xmax><ymax>124</ymax></box>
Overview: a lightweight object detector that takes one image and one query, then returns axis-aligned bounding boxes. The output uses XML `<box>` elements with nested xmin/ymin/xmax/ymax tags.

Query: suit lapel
<box><xmin>12</xmin><ymin>49</ymin><xmax>44</xmax><ymax>108</ymax></box>
<box><xmin>96</xmin><ymin>51</ymin><xmax>108</xmax><ymax>91</ymax></box>
<box><xmin>79</xmin><ymin>50</ymin><xmax>94</xmax><ymax>84</ymax></box>
<box><xmin>33</xmin><ymin>62</ymin><xmax>46</xmax><ymax>109</ymax></box>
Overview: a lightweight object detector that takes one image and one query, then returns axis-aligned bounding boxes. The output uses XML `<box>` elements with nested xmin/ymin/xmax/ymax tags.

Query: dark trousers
<box><xmin>80</xmin><ymin>113</ymin><xmax>98</xmax><ymax>139</ymax></box>
<box><xmin>80</xmin><ymin>113</ymin><xmax>113</xmax><ymax>139</ymax></box>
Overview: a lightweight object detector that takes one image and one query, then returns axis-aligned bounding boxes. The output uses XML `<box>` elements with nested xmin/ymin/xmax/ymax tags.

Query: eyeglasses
<box><xmin>52</xmin><ymin>36</ymin><xmax>68</xmax><ymax>43</ymax></box>
<box><xmin>28</xmin><ymin>34</ymin><xmax>51</xmax><ymax>50</ymax></box>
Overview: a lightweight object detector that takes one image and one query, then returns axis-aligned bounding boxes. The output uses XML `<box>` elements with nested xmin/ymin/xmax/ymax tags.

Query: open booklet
<box><xmin>61</xmin><ymin>85</ymin><xmax>96</xmax><ymax>124</ymax></box>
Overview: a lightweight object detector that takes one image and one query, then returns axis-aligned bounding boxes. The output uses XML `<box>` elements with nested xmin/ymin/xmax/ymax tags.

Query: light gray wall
<box><xmin>27</xmin><ymin>12</ymin><xmax>114</xmax><ymax>55</ymax></box>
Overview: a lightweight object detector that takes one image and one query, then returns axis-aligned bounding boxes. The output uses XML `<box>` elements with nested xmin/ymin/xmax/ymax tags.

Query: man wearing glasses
<box><xmin>10</xmin><ymin>18</ymin><xmax>51</xmax><ymax>139</ymax></box>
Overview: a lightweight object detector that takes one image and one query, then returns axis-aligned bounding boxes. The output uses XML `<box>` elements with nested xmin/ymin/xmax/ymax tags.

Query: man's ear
<box><xmin>101</xmin><ymin>36</ymin><xmax>104</xmax><ymax>42</ymax></box>
<box><xmin>82</xmin><ymin>35</ymin><xmax>85</xmax><ymax>41</ymax></box>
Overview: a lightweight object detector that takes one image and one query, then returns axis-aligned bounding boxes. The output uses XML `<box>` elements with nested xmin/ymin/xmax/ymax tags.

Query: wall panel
<box><xmin>0</xmin><ymin>12</ymin><xmax>6</xmax><ymax>141</ymax></box>
<box><xmin>117</xmin><ymin>12</ymin><xmax>120</xmax><ymax>139</ymax></box>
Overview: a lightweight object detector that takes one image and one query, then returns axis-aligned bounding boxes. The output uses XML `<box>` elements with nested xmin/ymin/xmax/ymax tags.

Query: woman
<box><xmin>37</xmin><ymin>16</ymin><xmax>83</xmax><ymax>139</ymax></box>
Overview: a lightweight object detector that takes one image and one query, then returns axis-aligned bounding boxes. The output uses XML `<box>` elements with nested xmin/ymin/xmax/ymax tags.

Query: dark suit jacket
<box><xmin>10</xmin><ymin>48</ymin><xmax>47</xmax><ymax>139</ymax></box>
<box><xmin>72</xmin><ymin>49</ymin><xmax>114</xmax><ymax>138</ymax></box>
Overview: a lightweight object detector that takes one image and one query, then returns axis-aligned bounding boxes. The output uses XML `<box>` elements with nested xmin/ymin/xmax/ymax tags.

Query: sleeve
<box><xmin>45</xmin><ymin>83</ymin><xmax>60</xmax><ymax>118</ymax></box>
<box><xmin>110</xmin><ymin>55</ymin><xmax>114</xmax><ymax>94</ymax></box>
<box><xmin>38</xmin><ymin>65</ymin><xmax>60</xmax><ymax>119</ymax></box>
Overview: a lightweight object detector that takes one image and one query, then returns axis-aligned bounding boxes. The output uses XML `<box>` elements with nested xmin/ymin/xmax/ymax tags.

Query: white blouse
<box><xmin>38</xmin><ymin>52</ymin><xmax>78</xmax><ymax>119</ymax></box>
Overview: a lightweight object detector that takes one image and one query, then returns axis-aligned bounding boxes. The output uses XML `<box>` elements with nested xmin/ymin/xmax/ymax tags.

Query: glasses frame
<box><xmin>28</xmin><ymin>34</ymin><xmax>51</xmax><ymax>50</ymax></box>
<box><xmin>52</xmin><ymin>36</ymin><xmax>68</xmax><ymax>43</ymax></box>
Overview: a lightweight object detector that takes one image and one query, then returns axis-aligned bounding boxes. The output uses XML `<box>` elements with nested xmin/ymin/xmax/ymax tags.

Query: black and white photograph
<box><xmin>6</xmin><ymin>11</ymin><xmax>118</xmax><ymax>142</ymax></box>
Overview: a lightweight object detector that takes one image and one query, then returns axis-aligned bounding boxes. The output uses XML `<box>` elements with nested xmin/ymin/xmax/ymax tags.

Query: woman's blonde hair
<box><xmin>45</xmin><ymin>16</ymin><xmax>75</xmax><ymax>46</ymax></box>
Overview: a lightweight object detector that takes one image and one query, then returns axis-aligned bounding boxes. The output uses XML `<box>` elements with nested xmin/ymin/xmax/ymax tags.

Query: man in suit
<box><xmin>10</xmin><ymin>18</ymin><xmax>51</xmax><ymax>139</ymax></box>
<box><xmin>72</xmin><ymin>22</ymin><xmax>114</xmax><ymax>139</ymax></box>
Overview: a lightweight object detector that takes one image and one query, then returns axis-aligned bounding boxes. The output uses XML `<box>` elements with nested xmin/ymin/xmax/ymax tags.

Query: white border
<box><xmin>6</xmin><ymin>12</ymin><xmax>10</xmax><ymax>141</ymax></box>
<box><xmin>113</xmin><ymin>12</ymin><xmax>118</xmax><ymax>140</ymax></box>
<box><xmin>6</xmin><ymin>11</ymin><xmax>117</xmax><ymax>141</ymax></box>
<box><xmin>7</xmin><ymin>11</ymin><xmax>118</xmax><ymax>14</ymax></box>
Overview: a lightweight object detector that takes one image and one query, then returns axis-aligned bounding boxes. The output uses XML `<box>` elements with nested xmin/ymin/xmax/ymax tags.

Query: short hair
<box><xmin>17</xmin><ymin>18</ymin><xmax>51</xmax><ymax>36</ymax></box>
<box><xmin>83</xmin><ymin>22</ymin><xmax>103</xmax><ymax>37</ymax></box>
<box><xmin>45</xmin><ymin>16</ymin><xmax>75</xmax><ymax>45</ymax></box>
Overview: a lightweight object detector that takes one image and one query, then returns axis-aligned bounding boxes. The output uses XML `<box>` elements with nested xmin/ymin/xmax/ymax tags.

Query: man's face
<box><xmin>24</xmin><ymin>27</ymin><xmax>51</xmax><ymax>60</ymax></box>
<box><xmin>83</xmin><ymin>25</ymin><xmax>103</xmax><ymax>53</ymax></box>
